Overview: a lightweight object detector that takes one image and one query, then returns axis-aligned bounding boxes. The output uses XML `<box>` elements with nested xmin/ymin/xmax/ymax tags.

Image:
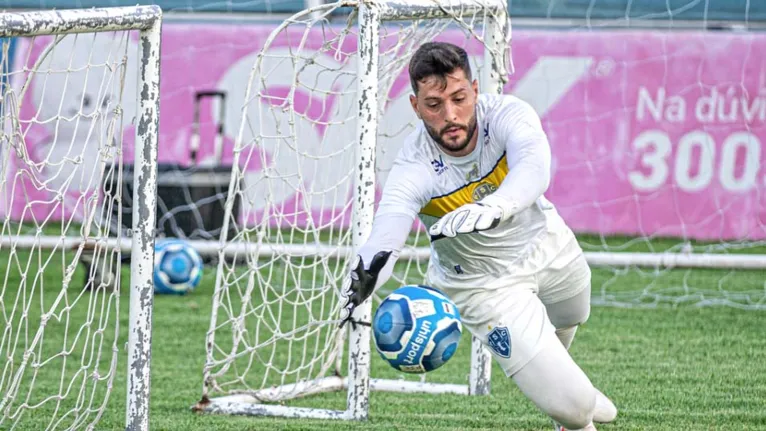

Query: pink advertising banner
<box><xmin>2</xmin><ymin>23</ymin><xmax>765</xmax><ymax>241</ymax></box>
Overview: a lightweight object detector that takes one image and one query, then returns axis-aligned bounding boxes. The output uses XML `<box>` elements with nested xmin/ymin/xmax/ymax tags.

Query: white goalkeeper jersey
<box><xmin>362</xmin><ymin>93</ymin><xmax>571</xmax><ymax>287</ymax></box>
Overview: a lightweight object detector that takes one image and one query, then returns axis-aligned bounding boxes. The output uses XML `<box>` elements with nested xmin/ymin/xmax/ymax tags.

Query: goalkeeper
<box><xmin>339</xmin><ymin>41</ymin><xmax>617</xmax><ymax>431</ymax></box>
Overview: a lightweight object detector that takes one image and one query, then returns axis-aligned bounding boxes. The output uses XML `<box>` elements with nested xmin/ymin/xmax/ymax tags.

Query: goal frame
<box><xmin>0</xmin><ymin>6</ymin><xmax>162</xmax><ymax>431</ymax></box>
<box><xmin>192</xmin><ymin>0</ymin><xmax>766</xmax><ymax>423</ymax></box>
<box><xmin>193</xmin><ymin>0</ymin><xmax>509</xmax><ymax>421</ymax></box>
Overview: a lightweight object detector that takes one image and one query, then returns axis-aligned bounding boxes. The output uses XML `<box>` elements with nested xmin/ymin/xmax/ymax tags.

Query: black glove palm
<box><xmin>339</xmin><ymin>250</ymin><xmax>392</xmax><ymax>328</ymax></box>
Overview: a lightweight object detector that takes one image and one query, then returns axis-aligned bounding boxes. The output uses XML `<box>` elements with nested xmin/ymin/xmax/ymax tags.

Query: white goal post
<box><xmin>194</xmin><ymin>0</ymin><xmax>510</xmax><ymax>421</ymax></box>
<box><xmin>0</xmin><ymin>6</ymin><xmax>161</xmax><ymax>431</ymax></box>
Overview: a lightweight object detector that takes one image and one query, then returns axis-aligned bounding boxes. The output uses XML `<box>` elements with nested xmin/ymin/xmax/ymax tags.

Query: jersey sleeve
<box><xmin>355</xmin><ymin>155</ymin><xmax>433</xmax><ymax>290</ymax></box>
<box><xmin>375</xmin><ymin>155</ymin><xmax>433</xmax><ymax>219</ymax></box>
<box><xmin>483</xmin><ymin>97</ymin><xmax>552</xmax><ymax>219</ymax></box>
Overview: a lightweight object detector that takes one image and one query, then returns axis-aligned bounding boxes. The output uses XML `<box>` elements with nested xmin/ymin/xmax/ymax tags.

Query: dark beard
<box><xmin>425</xmin><ymin>113</ymin><xmax>478</xmax><ymax>154</ymax></box>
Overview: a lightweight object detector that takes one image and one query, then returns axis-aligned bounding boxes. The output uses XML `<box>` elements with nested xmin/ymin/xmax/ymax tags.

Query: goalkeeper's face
<box><xmin>410</xmin><ymin>69</ymin><xmax>479</xmax><ymax>157</ymax></box>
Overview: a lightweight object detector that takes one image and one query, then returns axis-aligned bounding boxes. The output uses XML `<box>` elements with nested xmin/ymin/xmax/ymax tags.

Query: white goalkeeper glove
<box><xmin>428</xmin><ymin>195</ymin><xmax>511</xmax><ymax>240</ymax></box>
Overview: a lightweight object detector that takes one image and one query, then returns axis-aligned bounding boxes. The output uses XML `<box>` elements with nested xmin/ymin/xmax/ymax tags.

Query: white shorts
<box><xmin>427</xmin><ymin>222</ymin><xmax>591</xmax><ymax>377</ymax></box>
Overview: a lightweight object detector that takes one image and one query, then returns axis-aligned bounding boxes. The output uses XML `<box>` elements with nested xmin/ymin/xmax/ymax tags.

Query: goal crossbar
<box><xmin>374</xmin><ymin>0</ymin><xmax>506</xmax><ymax>21</ymax></box>
<box><xmin>0</xmin><ymin>6</ymin><xmax>161</xmax><ymax>37</ymax></box>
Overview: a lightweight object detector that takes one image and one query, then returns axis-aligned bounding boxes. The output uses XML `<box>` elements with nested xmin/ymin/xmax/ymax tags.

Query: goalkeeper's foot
<box><xmin>593</xmin><ymin>388</ymin><xmax>618</xmax><ymax>423</ymax></box>
<box><xmin>553</xmin><ymin>421</ymin><xmax>597</xmax><ymax>431</ymax></box>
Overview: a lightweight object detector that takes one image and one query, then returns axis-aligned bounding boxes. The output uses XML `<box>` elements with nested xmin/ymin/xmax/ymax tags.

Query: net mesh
<box><xmin>523</xmin><ymin>3</ymin><xmax>766</xmax><ymax>310</ymax></box>
<box><xmin>0</xmin><ymin>31</ymin><xmax>134</xmax><ymax>429</ymax></box>
<box><xmin>202</xmin><ymin>0</ymin><xmax>509</xmax><ymax>403</ymax></box>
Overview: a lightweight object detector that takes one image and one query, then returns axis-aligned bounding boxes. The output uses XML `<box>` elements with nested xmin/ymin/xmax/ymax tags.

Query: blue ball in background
<box><xmin>153</xmin><ymin>239</ymin><xmax>203</xmax><ymax>295</ymax></box>
<box><xmin>372</xmin><ymin>284</ymin><xmax>462</xmax><ymax>373</ymax></box>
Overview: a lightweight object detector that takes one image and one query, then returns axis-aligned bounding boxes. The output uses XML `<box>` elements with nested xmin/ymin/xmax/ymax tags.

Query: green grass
<box><xmin>1</xmin><ymin>234</ymin><xmax>766</xmax><ymax>430</ymax></box>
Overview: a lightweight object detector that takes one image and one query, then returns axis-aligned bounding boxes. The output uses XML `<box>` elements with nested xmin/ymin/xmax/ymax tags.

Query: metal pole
<box><xmin>126</xmin><ymin>11</ymin><xmax>162</xmax><ymax>431</ymax></box>
<box><xmin>346</xmin><ymin>0</ymin><xmax>380</xmax><ymax>421</ymax></box>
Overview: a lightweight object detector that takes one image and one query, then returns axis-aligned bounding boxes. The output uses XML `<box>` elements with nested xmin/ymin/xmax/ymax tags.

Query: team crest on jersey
<box><xmin>487</xmin><ymin>326</ymin><xmax>511</xmax><ymax>358</ymax></box>
<box><xmin>472</xmin><ymin>182</ymin><xmax>497</xmax><ymax>201</ymax></box>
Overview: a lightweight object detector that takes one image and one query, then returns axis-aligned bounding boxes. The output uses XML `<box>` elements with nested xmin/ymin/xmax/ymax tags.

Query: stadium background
<box><xmin>3</xmin><ymin>0</ymin><xmax>765</xmax><ymax>244</ymax></box>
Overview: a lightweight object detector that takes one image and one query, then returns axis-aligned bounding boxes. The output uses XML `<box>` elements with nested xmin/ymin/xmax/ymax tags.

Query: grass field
<box><xmin>1</xmin><ymin>235</ymin><xmax>766</xmax><ymax>430</ymax></box>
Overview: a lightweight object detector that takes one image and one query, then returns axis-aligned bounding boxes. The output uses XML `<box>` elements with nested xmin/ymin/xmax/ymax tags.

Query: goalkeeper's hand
<box><xmin>428</xmin><ymin>196</ymin><xmax>508</xmax><ymax>240</ymax></box>
<box><xmin>339</xmin><ymin>250</ymin><xmax>392</xmax><ymax>328</ymax></box>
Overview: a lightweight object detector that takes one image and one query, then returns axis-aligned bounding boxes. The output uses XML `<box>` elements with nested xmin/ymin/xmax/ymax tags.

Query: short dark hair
<box><xmin>408</xmin><ymin>42</ymin><xmax>472</xmax><ymax>94</ymax></box>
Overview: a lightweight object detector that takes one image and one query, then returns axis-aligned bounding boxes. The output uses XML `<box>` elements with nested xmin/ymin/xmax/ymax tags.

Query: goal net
<box><xmin>0</xmin><ymin>6</ymin><xmax>161</xmax><ymax>430</ymax></box>
<box><xmin>196</xmin><ymin>0</ymin><xmax>510</xmax><ymax>420</ymax></box>
<box><xmin>196</xmin><ymin>0</ymin><xmax>766</xmax><ymax>422</ymax></box>
<box><xmin>506</xmin><ymin>4</ymin><xmax>766</xmax><ymax>311</ymax></box>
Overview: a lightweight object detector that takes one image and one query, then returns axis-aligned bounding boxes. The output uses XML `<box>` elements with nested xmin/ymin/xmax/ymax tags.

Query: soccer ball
<box><xmin>153</xmin><ymin>239</ymin><xmax>203</xmax><ymax>295</ymax></box>
<box><xmin>372</xmin><ymin>284</ymin><xmax>462</xmax><ymax>373</ymax></box>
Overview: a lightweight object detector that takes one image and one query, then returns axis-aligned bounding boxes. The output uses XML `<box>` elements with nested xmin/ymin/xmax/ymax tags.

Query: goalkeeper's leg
<box><xmin>539</xmin><ymin>250</ymin><xmax>618</xmax><ymax>424</ymax></box>
<box><xmin>511</xmin><ymin>333</ymin><xmax>598</xmax><ymax>430</ymax></box>
<box><xmin>450</xmin><ymin>286</ymin><xmax>600</xmax><ymax>430</ymax></box>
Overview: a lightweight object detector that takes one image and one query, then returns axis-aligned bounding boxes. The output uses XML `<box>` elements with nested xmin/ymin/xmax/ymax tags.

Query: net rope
<box><xmin>0</xmin><ymin>31</ymin><xmax>132</xmax><ymax>430</ymax></box>
<box><xmin>550</xmin><ymin>1</ymin><xmax>766</xmax><ymax>310</ymax></box>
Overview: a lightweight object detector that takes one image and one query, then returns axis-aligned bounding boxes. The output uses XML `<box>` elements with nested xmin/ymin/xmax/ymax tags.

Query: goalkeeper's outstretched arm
<box><xmin>338</xmin><ymin>212</ymin><xmax>414</xmax><ymax>326</ymax></box>
<box><xmin>339</xmin><ymin>157</ymin><xmax>432</xmax><ymax>327</ymax></box>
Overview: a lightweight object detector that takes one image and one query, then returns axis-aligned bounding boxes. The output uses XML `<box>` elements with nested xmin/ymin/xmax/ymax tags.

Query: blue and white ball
<box><xmin>153</xmin><ymin>239</ymin><xmax>203</xmax><ymax>295</ymax></box>
<box><xmin>372</xmin><ymin>285</ymin><xmax>462</xmax><ymax>373</ymax></box>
